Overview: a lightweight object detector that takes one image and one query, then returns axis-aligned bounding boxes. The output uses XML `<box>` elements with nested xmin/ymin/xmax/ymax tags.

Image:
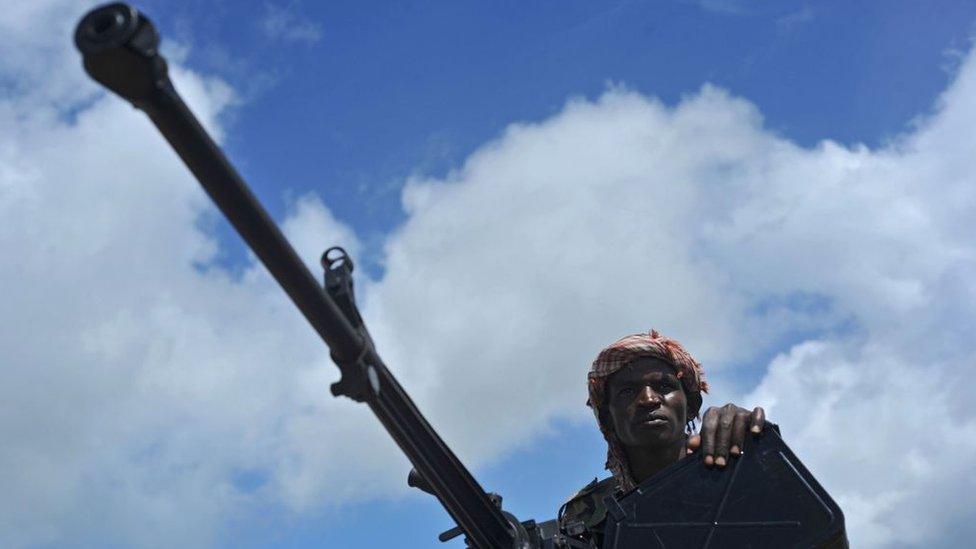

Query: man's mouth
<box><xmin>637</xmin><ymin>413</ymin><xmax>670</xmax><ymax>426</ymax></box>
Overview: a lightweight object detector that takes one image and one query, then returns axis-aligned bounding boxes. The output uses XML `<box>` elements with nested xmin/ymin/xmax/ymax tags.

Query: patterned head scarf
<box><xmin>587</xmin><ymin>329</ymin><xmax>709</xmax><ymax>493</ymax></box>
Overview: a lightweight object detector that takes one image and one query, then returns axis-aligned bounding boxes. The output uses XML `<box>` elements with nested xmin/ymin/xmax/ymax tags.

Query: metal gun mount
<box><xmin>75</xmin><ymin>4</ymin><xmax>846</xmax><ymax>548</ymax></box>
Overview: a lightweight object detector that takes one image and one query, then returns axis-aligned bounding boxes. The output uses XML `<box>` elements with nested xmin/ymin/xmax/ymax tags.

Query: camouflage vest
<box><xmin>559</xmin><ymin>476</ymin><xmax>621</xmax><ymax>543</ymax></box>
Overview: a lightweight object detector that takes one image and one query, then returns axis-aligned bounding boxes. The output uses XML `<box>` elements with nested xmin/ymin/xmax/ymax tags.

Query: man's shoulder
<box><xmin>560</xmin><ymin>476</ymin><xmax>619</xmax><ymax>531</ymax></box>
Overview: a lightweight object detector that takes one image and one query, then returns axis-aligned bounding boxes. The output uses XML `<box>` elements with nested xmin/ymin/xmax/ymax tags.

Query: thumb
<box><xmin>686</xmin><ymin>434</ymin><xmax>701</xmax><ymax>454</ymax></box>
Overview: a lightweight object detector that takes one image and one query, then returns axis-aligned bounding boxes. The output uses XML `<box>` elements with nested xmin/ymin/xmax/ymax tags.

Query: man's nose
<box><xmin>636</xmin><ymin>386</ymin><xmax>662</xmax><ymax>407</ymax></box>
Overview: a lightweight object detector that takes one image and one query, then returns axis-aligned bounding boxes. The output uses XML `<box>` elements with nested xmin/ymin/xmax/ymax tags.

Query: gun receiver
<box><xmin>75</xmin><ymin>4</ymin><xmax>520</xmax><ymax>547</ymax></box>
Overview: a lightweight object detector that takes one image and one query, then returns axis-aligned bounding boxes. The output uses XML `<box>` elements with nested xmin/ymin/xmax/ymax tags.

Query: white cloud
<box><xmin>1</xmin><ymin>2</ymin><xmax>393</xmax><ymax>547</ymax></box>
<box><xmin>747</xmin><ymin>340</ymin><xmax>976</xmax><ymax>547</ymax></box>
<box><xmin>260</xmin><ymin>2</ymin><xmax>323</xmax><ymax>46</ymax></box>
<box><xmin>0</xmin><ymin>0</ymin><xmax>99</xmax><ymax>107</ymax></box>
<box><xmin>2</xmin><ymin>1</ymin><xmax>976</xmax><ymax>547</ymax></box>
<box><xmin>366</xmin><ymin>55</ymin><xmax>976</xmax><ymax>547</ymax></box>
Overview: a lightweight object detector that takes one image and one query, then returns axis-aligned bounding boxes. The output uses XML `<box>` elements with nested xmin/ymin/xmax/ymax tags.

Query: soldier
<box><xmin>560</xmin><ymin>330</ymin><xmax>766</xmax><ymax>545</ymax></box>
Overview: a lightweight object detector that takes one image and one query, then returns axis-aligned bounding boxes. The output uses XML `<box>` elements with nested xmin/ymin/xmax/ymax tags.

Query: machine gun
<box><xmin>73</xmin><ymin>4</ymin><xmax>536</xmax><ymax>547</ymax></box>
<box><xmin>74</xmin><ymin>4</ymin><xmax>846</xmax><ymax>548</ymax></box>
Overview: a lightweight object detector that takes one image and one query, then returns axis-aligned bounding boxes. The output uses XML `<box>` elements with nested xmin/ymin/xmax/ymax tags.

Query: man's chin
<box><xmin>633</xmin><ymin>430</ymin><xmax>681</xmax><ymax>448</ymax></box>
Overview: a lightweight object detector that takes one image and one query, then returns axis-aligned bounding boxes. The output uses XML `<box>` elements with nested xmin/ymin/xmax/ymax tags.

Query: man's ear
<box><xmin>598</xmin><ymin>405</ymin><xmax>614</xmax><ymax>434</ymax></box>
<box><xmin>686</xmin><ymin>392</ymin><xmax>702</xmax><ymax>420</ymax></box>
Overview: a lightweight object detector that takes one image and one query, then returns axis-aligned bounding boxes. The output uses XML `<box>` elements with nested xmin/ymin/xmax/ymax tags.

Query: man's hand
<box><xmin>686</xmin><ymin>404</ymin><xmax>765</xmax><ymax>468</ymax></box>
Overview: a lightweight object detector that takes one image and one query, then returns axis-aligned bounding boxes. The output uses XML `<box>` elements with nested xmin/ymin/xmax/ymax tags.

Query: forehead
<box><xmin>608</xmin><ymin>356</ymin><xmax>676</xmax><ymax>386</ymax></box>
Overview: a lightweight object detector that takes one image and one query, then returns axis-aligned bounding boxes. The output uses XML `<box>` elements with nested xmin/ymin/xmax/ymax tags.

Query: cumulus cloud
<box><xmin>2</xmin><ymin>1</ymin><xmax>976</xmax><ymax>547</ymax></box>
<box><xmin>0</xmin><ymin>0</ymin><xmax>100</xmax><ymax>108</ymax></box>
<box><xmin>364</xmin><ymin>51</ymin><xmax>976</xmax><ymax>548</ymax></box>
<box><xmin>1</xmin><ymin>2</ymin><xmax>394</xmax><ymax>547</ymax></box>
<box><xmin>0</xmin><ymin>65</ymin><xmax>400</xmax><ymax>545</ymax></box>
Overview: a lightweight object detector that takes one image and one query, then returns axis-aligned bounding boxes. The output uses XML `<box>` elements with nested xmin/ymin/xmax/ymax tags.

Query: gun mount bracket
<box><xmin>329</xmin><ymin>344</ymin><xmax>376</xmax><ymax>402</ymax></box>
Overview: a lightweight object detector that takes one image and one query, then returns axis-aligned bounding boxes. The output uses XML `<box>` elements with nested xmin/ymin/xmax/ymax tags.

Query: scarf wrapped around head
<box><xmin>587</xmin><ymin>329</ymin><xmax>708</xmax><ymax>493</ymax></box>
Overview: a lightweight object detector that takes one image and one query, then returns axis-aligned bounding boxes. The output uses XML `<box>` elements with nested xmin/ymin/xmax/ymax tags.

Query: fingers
<box><xmin>701</xmin><ymin>404</ymin><xmax>767</xmax><ymax>468</ymax></box>
<box><xmin>686</xmin><ymin>434</ymin><xmax>700</xmax><ymax>455</ymax></box>
<box><xmin>730</xmin><ymin>410</ymin><xmax>746</xmax><ymax>457</ymax></box>
<box><xmin>713</xmin><ymin>404</ymin><xmax>737</xmax><ymax>467</ymax></box>
<box><xmin>700</xmin><ymin>407</ymin><xmax>719</xmax><ymax>466</ymax></box>
<box><xmin>750</xmin><ymin>406</ymin><xmax>766</xmax><ymax>435</ymax></box>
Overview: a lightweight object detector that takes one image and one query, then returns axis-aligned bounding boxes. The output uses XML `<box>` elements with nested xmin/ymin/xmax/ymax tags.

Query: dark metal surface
<box><xmin>601</xmin><ymin>425</ymin><xmax>847</xmax><ymax>549</ymax></box>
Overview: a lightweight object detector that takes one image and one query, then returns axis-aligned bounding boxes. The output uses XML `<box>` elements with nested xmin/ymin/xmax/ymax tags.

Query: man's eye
<box><xmin>618</xmin><ymin>387</ymin><xmax>635</xmax><ymax>397</ymax></box>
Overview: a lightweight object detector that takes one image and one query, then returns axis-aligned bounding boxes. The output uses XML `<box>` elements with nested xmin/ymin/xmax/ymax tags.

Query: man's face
<box><xmin>606</xmin><ymin>357</ymin><xmax>688</xmax><ymax>450</ymax></box>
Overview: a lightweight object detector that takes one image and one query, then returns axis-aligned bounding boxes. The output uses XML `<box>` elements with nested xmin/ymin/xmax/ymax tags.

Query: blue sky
<box><xmin>146</xmin><ymin>0</ymin><xmax>976</xmax><ymax>274</ymax></box>
<box><xmin>3</xmin><ymin>1</ymin><xmax>976</xmax><ymax>548</ymax></box>
<box><xmin>158</xmin><ymin>2</ymin><xmax>974</xmax><ymax>546</ymax></box>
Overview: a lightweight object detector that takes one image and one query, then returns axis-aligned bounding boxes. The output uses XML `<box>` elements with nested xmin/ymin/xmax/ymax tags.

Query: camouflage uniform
<box><xmin>558</xmin><ymin>476</ymin><xmax>620</xmax><ymax>546</ymax></box>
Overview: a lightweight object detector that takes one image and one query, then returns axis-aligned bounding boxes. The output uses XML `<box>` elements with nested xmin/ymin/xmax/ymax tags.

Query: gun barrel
<box><xmin>74</xmin><ymin>4</ymin><xmax>517</xmax><ymax>548</ymax></box>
